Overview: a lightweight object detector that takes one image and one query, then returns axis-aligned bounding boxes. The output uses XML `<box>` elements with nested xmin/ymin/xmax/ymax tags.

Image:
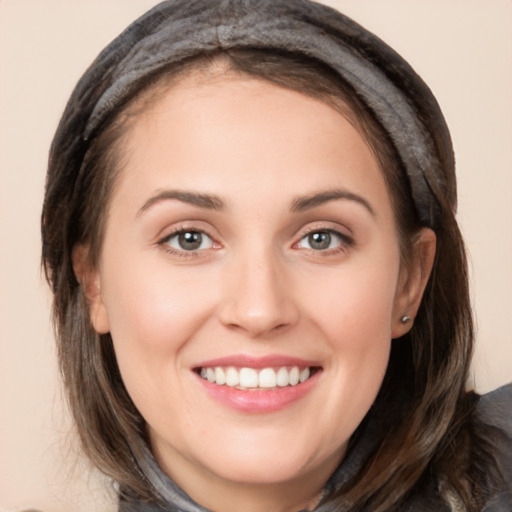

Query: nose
<box><xmin>218</xmin><ymin>248</ymin><xmax>299</xmax><ymax>338</ymax></box>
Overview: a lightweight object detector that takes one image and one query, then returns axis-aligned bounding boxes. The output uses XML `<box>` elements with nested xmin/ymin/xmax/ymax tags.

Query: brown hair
<box><xmin>42</xmin><ymin>49</ymin><xmax>500</xmax><ymax>511</ymax></box>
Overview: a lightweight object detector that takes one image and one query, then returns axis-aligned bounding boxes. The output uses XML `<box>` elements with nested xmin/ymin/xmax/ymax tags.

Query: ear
<box><xmin>391</xmin><ymin>228</ymin><xmax>436</xmax><ymax>339</ymax></box>
<box><xmin>72</xmin><ymin>245</ymin><xmax>110</xmax><ymax>334</ymax></box>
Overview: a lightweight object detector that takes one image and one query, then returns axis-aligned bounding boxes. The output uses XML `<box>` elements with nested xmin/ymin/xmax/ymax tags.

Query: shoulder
<box><xmin>476</xmin><ymin>383</ymin><xmax>512</xmax><ymax>432</ymax></box>
<box><xmin>475</xmin><ymin>383</ymin><xmax>512</xmax><ymax>511</ymax></box>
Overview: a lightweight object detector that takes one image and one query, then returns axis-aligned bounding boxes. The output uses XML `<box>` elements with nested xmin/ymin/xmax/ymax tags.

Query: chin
<box><xmin>192</xmin><ymin>430</ymin><xmax>344</xmax><ymax>486</ymax></box>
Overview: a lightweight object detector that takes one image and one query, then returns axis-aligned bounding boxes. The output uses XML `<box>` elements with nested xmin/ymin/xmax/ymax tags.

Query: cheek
<box><xmin>304</xmin><ymin>259</ymin><xmax>399</xmax><ymax>349</ymax></box>
<box><xmin>99</xmin><ymin>253</ymin><xmax>216</xmax><ymax>397</ymax></box>
<box><xmin>298</xmin><ymin>257</ymin><xmax>399</xmax><ymax>423</ymax></box>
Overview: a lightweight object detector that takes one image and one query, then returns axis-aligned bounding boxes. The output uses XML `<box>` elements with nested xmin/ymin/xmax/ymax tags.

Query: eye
<box><xmin>163</xmin><ymin>230</ymin><xmax>214</xmax><ymax>252</ymax></box>
<box><xmin>297</xmin><ymin>230</ymin><xmax>347</xmax><ymax>251</ymax></box>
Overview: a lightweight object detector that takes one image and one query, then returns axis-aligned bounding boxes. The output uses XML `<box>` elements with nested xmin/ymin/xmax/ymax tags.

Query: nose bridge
<box><xmin>219</xmin><ymin>241</ymin><xmax>298</xmax><ymax>336</ymax></box>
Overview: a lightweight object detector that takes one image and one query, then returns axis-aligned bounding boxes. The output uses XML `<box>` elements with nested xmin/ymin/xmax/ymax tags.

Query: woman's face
<box><xmin>87</xmin><ymin>73</ymin><xmax>424</xmax><ymax>506</ymax></box>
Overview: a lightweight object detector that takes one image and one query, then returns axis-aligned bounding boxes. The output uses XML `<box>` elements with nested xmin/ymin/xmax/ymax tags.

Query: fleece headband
<box><xmin>56</xmin><ymin>0</ymin><xmax>456</xmax><ymax>228</ymax></box>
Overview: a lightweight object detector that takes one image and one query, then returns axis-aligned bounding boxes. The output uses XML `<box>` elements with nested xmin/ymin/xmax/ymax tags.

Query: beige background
<box><xmin>1</xmin><ymin>1</ymin><xmax>511</xmax><ymax>511</ymax></box>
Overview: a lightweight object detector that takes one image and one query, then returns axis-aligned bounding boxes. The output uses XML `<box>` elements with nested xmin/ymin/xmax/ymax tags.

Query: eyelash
<box><xmin>294</xmin><ymin>227</ymin><xmax>354</xmax><ymax>255</ymax></box>
<box><xmin>157</xmin><ymin>226</ymin><xmax>354</xmax><ymax>258</ymax></box>
<box><xmin>158</xmin><ymin>227</ymin><xmax>218</xmax><ymax>259</ymax></box>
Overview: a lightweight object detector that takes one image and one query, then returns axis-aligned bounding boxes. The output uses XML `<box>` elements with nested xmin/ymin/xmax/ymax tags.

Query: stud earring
<box><xmin>400</xmin><ymin>315</ymin><xmax>411</xmax><ymax>324</ymax></box>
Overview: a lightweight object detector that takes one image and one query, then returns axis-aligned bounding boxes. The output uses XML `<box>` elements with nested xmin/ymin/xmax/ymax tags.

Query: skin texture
<box><xmin>78</xmin><ymin>73</ymin><xmax>435</xmax><ymax>512</ymax></box>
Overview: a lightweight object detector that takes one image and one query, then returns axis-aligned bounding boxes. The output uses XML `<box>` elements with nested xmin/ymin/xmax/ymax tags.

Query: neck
<box><xmin>152</xmin><ymin>443</ymin><xmax>344</xmax><ymax>512</ymax></box>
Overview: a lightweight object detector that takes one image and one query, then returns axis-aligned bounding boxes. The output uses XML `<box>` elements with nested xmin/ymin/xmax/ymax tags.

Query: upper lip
<box><xmin>193</xmin><ymin>354</ymin><xmax>321</xmax><ymax>369</ymax></box>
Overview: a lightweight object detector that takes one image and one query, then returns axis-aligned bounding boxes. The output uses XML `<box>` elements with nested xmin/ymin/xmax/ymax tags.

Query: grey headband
<box><xmin>59</xmin><ymin>0</ymin><xmax>456</xmax><ymax>227</ymax></box>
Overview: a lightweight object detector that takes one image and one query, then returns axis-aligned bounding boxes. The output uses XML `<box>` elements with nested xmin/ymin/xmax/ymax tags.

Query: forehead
<box><xmin>111</xmin><ymin>74</ymin><xmax>393</xmax><ymax>221</ymax></box>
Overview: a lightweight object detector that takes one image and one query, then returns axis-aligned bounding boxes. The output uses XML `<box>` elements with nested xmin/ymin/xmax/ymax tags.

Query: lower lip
<box><xmin>195</xmin><ymin>371</ymin><xmax>321</xmax><ymax>413</ymax></box>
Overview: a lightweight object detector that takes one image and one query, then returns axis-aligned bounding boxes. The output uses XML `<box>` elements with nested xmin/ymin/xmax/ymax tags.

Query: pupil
<box><xmin>179</xmin><ymin>231</ymin><xmax>202</xmax><ymax>250</ymax></box>
<box><xmin>309</xmin><ymin>232</ymin><xmax>331</xmax><ymax>250</ymax></box>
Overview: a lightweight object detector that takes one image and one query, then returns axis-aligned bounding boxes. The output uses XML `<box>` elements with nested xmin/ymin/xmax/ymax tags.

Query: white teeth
<box><xmin>225</xmin><ymin>367</ymin><xmax>239</xmax><ymax>387</ymax></box>
<box><xmin>199</xmin><ymin>365</ymin><xmax>314</xmax><ymax>389</ymax></box>
<box><xmin>239</xmin><ymin>367</ymin><xmax>258</xmax><ymax>388</ymax></box>
<box><xmin>276</xmin><ymin>367</ymin><xmax>290</xmax><ymax>387</ymax></box>
<box><xmin>258</xmin><ymin>368</ymin><xmax>277</xmax><ymax>388</ymax></box>
<box><xmin>299</xmin><ymin>367</ymin><xmax>310</xmax><ymax>383</ymax></box>
<box><xmin>289</xmin><ymin>367</ymin><xmax>300</xmax><ymax>386</ymax></box>
<box><xmin>215</xmin><ymin>367</ymin><xmax>226</xmax><ymax>385</ymax></box>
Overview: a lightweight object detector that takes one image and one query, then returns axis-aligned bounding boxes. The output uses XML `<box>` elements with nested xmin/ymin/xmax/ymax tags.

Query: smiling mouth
<box><xmin>195</xmin><ymin>366</ymin><xmax>321</xmax><ymax>390</ymax></box>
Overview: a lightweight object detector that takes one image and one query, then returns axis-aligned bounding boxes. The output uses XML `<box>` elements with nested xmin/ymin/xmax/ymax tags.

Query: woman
<box><xmin>41</xmin><ymin>0</ymin><xmax>511</xmax><ymax>511</ymax></box>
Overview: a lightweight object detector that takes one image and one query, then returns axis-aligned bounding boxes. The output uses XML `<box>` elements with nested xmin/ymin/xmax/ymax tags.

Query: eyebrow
<box><xmin>137</xmin><ymin>187</ymin><xmax>374</xmax><ymax>217</ymax></box>
<box><xmin>290</xmin><ymin>189</ymin><xmax>375</xmax><ymax>216</ymax></box>
<box><xmin>137</xmin><ymin>189</ymin><xmax>225</xmax><ymax>216</ymax></box>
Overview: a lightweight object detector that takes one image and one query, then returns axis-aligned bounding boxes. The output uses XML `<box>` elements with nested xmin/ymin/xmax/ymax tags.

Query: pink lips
<box><xmin>194</xmin><ymin>354</ymin><xmax>320</xmax><ymax>369</ymax></box>
<box><xmin>193</xmin><ymin>354</ymin><xmax>322</xmax><ymax>413</ymax></box>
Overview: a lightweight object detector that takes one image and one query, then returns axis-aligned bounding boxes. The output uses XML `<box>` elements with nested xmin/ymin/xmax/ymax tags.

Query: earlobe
<box><xmin>72</xmin><ymin>245</ymin><xmax>110</xmax><ymax>334</ymax></box>
<box><xmin>392</xmin><ymin>228</ymin><xmax>436</xmax><ymax>339</ymax></box>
